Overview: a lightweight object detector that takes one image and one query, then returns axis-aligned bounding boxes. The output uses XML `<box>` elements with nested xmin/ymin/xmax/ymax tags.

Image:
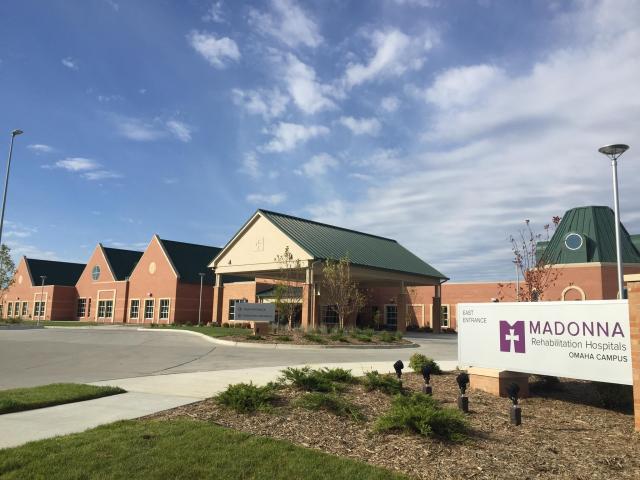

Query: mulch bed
<box><xmin>221</xmin><ymin>329</ymin><xmax>413</xmax><ymax>346</ymax></box>
<box><xmin>148</xmin><ymin>373</ymin><xmax>640</xmax><ymax>479</ymax></box>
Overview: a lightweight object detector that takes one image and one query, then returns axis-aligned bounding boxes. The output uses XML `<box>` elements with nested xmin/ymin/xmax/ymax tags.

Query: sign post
<box><xmin>624</xmin><ymin>274</ymin><xmax>640</xmax><ymax>431</ymax></box>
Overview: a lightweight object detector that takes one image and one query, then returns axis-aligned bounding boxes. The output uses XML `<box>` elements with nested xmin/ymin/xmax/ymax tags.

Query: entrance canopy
<box><xmin>209</xmin><ymin>209</ymin><xmax>448</xmax><ymax>330</ymax></box>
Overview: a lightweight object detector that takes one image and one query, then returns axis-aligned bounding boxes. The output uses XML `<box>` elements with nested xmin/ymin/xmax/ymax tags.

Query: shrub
<box><xmin>280</xmin><ymin>367</ymin><xmax>334</xmax><ymax>392</ymax></box>
<box><xmin>244</xmin><ymin>335</ymin><xmax>263</xmax><ymax>341</ymax></box>
<box><xmin>295</xmin><ymin>392</ymin><xmax>364</xmax><ymax>421</ymax></box>
<box><xmin>594</xmin><ymin>382</ymin><xmax>633</xmax><ymax>411</ymax></box>
<box><xmin>329</xmin><ymin>332</ymin><xmax>345</xmax><ymax>341</ymax></box>
<box><xmin>362</xmin><ymin>371</ymin><xmax>403</xmax><ymax>395</ymax></box>
<box><xmin>303</xmin><ymin>333</ymin><xmax>327</xmax><ymax>344</ymax></box>
<box><xmin>277</xmin><ymin>335</ymin><xmax>292</xmax><ymax>342</ymax></box>
<box><xmin>222</xmin><ymin>323</ymin><xmax>230</xmax><ymax>328</ymax></box>
<box><xmin>408</xmin><ymin>353</ymin><xmax>442</xmax><ymax>375</ymax></box>
<box><xmin>215</xmin><ymin>382</ymin><xmax>278</xmax><ymax>413</ymax></box>
<box><xmin>374</xmin><ymin>393</ymin><xmax>467</xmax><ymax>441</ymax></box>
<box><xmin>378</xmin><ymin>332</ymin><xmax>397</xmax><ymax>343</ymax></box>
<box><xmin>319</xmin><ymin>367</ymin><xmax>356</xmax><ymax>384</ymax></box>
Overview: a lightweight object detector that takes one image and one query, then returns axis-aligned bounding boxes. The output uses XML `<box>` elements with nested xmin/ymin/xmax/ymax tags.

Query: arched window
<box><xmin>562</xmin><ymin>285</ymin><xmax>586</xmax><ymax>301</ymax></box>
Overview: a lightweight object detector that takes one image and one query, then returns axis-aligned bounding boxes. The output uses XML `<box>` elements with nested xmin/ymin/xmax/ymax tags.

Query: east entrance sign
<box><xmin>235</xmin><ymin>303</ymin><xmax>276</xmax><ymax>322</ymax></box>
<box><xmin>458</xmin><ymin>300</ymin><xmax>632</xmax><ymax>385</ymax></box>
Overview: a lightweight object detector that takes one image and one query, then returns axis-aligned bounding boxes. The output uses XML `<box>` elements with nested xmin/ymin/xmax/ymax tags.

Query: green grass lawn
<box><xmin>0</xmin><ymin>419</ymin><xmax>406</xmax><ymax>479</ymax></box>
<box><xmin>0</xmin><ymin>383</ymin><xmax>126</xmax><ymax>415</ymax></box>
<box><xmin>148</xmin><ymin>324</ymin><xmax>252</xmax><ymax>337</ymax></box>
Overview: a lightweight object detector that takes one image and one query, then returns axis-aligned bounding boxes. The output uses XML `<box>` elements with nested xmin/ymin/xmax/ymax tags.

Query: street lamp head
<box><xmin>598</xmin><ymin>144</ymin><xmax>629</xmax><ymax>159</ymax></box>
<box><xmin>11</xmin><ymin>129</ymin><xmax>23</xmax><ymax>136</ymax></box>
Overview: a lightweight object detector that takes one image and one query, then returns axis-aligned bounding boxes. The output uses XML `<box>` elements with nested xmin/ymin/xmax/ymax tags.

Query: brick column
<box><xmin>301</xmin><ymin>283</ymin><xmax>312</xmax><ymax>330</ymax></box>
<box><xmin>397</xmin><ymin>282</ymin><xmax>407</xmax><ymax>332</ymax></box>
<box><xmin>212</xmin><ymin>274</ymin><xmax>224</xmax><ymax>325</ymax></box>
<box><xmin>432</xmin><ymin>283</ymin><xmax>442</xmax><ymax>334</ymax></box>
<box><xmin>625</xmin><ymin>274</ymin><xmax>640</xmax><ymax>431</ymax></box>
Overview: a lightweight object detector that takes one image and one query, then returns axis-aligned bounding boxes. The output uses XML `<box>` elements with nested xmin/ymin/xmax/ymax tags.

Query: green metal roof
<box><xmin>259</xmin><ymin>209</ymin><xmax>447</xmax><ymax>280</ymax></box>
<box><xmin>631</xmin><ymin>235</ymin><xmax>640</xmax><ymax>255</ymax></box>
<box><xmin>25</xmin><ymin>258</ymin><xmax>85</xmax><ymax>286</ymax></box>
<box><xmin>539</xmin><ymin>206</ymin><xmax>640</xmax><ymax>265</ymax></box>
<box><xmin>159</xmin><ymin>238</ymin><xmax>221</xmax><ymax>284</ymax></box>
<box><xmin>102</xmin><ymin>247</ymin><xmax>143</xmax><ymax>281</ymax></box>
<box><xmin>256</xmin><ymin>285</ymin><xmax>303</xmax><ymax>298</ymax></box>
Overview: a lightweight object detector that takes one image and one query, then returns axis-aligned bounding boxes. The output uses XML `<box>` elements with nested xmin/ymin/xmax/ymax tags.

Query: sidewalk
<box><xmin>0</xmin><ymin>359</ymin><xmax>457</xmax><ymax>450</ymax></box>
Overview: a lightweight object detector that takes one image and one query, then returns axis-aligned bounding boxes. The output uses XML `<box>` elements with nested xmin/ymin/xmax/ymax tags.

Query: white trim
<box><xmin>158</xmin><ymin>297</ymin><xmax>171</xmax><ymax>323</ymax></box>
<box><xmin>144</xmin><ymin>298</ymin><xmax>155</xmax><ymax>322</ymax></box>
<box><xmin>32</xmin><ymin>291</ymin><xmax>49</xmax><ymax>320</ymax></box>
<box><xmin>76</xmin><ymin>297</ymin><xmax>87</xmax><ymax>318</ymax></box>
<box><xmin>561</xmin><ymin>285</ymin><xmax>586</xmax><ymax>301</ymax></box>
<box><xmin>406</xmin><ymin>303</ymin><xmax>425</xmax><ymax>327</ymax></box>
<box><xmin>129</xmin><ymin>298</ymin><xmax>140</xmax><ymax>323</ymax></box>
<box><xmin>429</xmin><ymin>303</ymin><xmax>451</xmax><ymax>329</ymax></box>
<box><xmin>384</xmin><ymin>303</ymin><xmax>398</xmax><ymax>326</ymax></box>
<box><xmin>96</xmin><ymin>289</ymin><xmax>116</xmax><ymax>323</ymax></box>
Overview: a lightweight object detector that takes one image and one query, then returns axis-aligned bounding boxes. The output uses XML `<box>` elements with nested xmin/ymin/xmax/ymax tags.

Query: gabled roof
<box><xmin>157</xmin><ymin>237</ymin><xmax>221</xmax><ymax>284</ymax></box>
<box><xmin>102</xmin><ymin>247</ymin><xmax>143</xmax><ymax>280</ymax></box>
<box><xmin>258</xmin><ymin>209</ymin><xmax>447</xmax><ymax>280</ymax></box>
<box><xmin>540</xmin><ymin>206</ymin><xmax>640</xmax><ymax>264</ymax></box>
<box><xmin>631</xmin><ymin>235</ymin><xmax>640</xmax><ymax>255</ymax></box>
<box><xmin>24</xmin><ymin>258</ymin><xmax>85</xmax><ymax>286</ymax></box>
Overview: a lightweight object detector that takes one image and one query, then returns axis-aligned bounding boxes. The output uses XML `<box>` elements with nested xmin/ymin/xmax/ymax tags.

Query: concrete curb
<box><xmin>135</xmin><ymin>327</ymin><xmax>420</xmax><ymax>350</ymax></box>
<box><xmin>0</xmin><ymin>325</ymin><xmax>44</xmax><ymax>330</ymax></box>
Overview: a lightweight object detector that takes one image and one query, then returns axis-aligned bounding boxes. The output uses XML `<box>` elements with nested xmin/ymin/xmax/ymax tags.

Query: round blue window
<box><xmin>92</xmin><ymin>265</ymin><xmax>101</xmax><ymax>281</ymax></box>
<box><xmin>564</xmin><ymin>233</ymin><xmax>583</xmax><ymax>251</ymax></box>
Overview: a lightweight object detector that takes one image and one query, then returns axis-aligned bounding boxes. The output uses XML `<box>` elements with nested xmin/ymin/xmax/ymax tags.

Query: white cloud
<box><xmin>114</xmin><ymin>116</ymin><xmax>164</xmax><ymax>141</ymax></box>
<box><xmin>343</xmin><ymin>29</ymin><xmax>436</xmax><ymax>88</ymax></box>
<box><xmin>296</xmin><ymin>153</ymin><xmax>338</xmax><ymax>177</ymax></box>
<box><xmin>381</xmin><ymin>96</ymin><xmax>400</xmax><ymax>112</ymax></box>
<box><xmin>305</xmin><ymin>0</ymin><xmax>640</xmax><ymax>281</ymax></box>
<box><xmin>187</xmin><ymin>31</ymin><xmax>240</xmax><ymax>68</ymax></box>
<box><xmin>104</xmin><ymin>0</ymin><xmax>119</xmax><ymax>11</ymax></box>
<box><xmin>248</xmin><ymin>0</ymin><xmax>322</xmax><ymax>48</ymax></box>
<box><xmin>262</xmin><ymin>122</ymin><xmax>329</xmax><ymax>152</ymax></box>
<box><xmin>232</xmin><ymin>88</ymin><xmax>289</xmax><ymax>120</ymax></box>
<box><xmin>49</xmin><ymin>157</ymin><xmax>121</xmax><ymax>181</ymax></box>
<box><xmin>339</xmin><ymin>116</ymin><xmax>381</xmax><ymax>136</ymax></box>
<box><xmin>240</xmin><ymin>151</ymin><xmax>261</xmax><ymax>179</ymax></box>
<box><xmin>54</xmin><ymin>157</ymin><xmax>101</xmax><ymax>172</ymax></box>
<box><xmin>283</xmin><ymin>54</ymin><xmax>336</xmax><ymax>114</ymax></box>
<box><xmin>27</xmin><ymin>144</ymin><xmax>54</xmax><ymax>154</ymax></box>
<box><xmin>61</xmin><ymin>57</ymin><xmax>79</xmax><ymax>70</ymax></box>
<box><xmin>203</xmin><ymin>1</ymin><xmax>225</xmax><ymax>22</ymax></box>
<box><xmin>423</xmin><ymin>64</ymin><xmax>506</xmax><ymax>109</ymax></box>
<box><xmin>166</xmin><ymin>120</ymin><xmax>192</xmax><ymax>142</ymax></box>
<box><xmin>246</xmin><ymin>192</ymin><xmax>286</xmax><ymax>206</ymax></box>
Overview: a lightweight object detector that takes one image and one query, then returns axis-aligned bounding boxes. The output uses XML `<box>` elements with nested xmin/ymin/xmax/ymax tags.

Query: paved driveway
<box><xmin>0</xmin><ymin>327</ymin><xmax>457</xmax><ymax>389</ymax></box>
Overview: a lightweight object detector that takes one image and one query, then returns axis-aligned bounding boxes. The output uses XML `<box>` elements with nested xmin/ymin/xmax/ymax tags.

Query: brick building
<box><xmin>1</xmin><ymin>257</ymin><xmax>84</xmax><ymax>321</ymax></box>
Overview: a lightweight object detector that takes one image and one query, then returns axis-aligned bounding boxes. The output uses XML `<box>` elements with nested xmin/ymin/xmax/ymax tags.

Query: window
<box><xmin>440</xmin><ymin>305</ymin><xmax>450</xmax><ymax>328</ymax></box>
<box><xmin>565</xmin><ymin>233</ymin><xmax>583</xmax><ymax>251</ymax></box>
<box><xmin>130</xmin><ymin>299</ymin><xmax>139</xmax><ymax>319</ymax></box>
<box><xmin>98</xmin><ymin>301</ymin><xmax>106</xmax><ymax>318</ymax></box>
<box><xmin>385</xmin><ymin>305</ymin><xmax>397</xmax><ymax>326</ymax></box>
<box><xmin>159</xmin><ymin>299</ymin><xmax>170</xmax><ymax>320</ymax></box>
<box><xmin>228</xmin><ymin>299</ymin><xmax>247</xmax><ymax>320</ymax></box>
<box><xmin>321</xmin><ymin>305</ymin><xmax>338</xmax><ymax>325</ymax></box>
<box><xmin>7</xmin><ymin>303</ymin><xmax>12</xmax><ymax>317</ymax></box>
<box><xmin>91</xmin><ymin>265</ymin><xmax>101</xmax><ymax>281</ymax></box>
<box><xmin>34</xmin><ymin>302</ymin><xmax>45</xmax><ymax>317</ymax></box>
<box><xmin>77</xmin><ymin>298</ymin><xmax>87</xmax><ymax>318</ymax></box>
<box><xmin>0</xmin><ymin>305</ymin><xmax>3</xmax><ymax>318</ymax></box>
<box><xmin>14</xmin><ymin>302</ymin><xmax>20</xmax><ymax>317</ymax></box>
<box><xmin>22</xmin><ymin>302</ymin><xmax>28</xmax><ymax>317</ymax></box>
<box><xmin>144</xmin><ymin>299</ymin><xmax>154</xmax><ymax>320</ymax></box>
<box><xmin>105</xmin><ymin>300</ymin><xmax>113</xmax><ymax>318</ymax></box>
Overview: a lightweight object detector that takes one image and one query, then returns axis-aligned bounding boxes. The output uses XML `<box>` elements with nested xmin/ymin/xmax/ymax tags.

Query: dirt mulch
<box><xmin>148</xmin><ymin>373</ymin><xmax>640</xmax><ymax>479</ymax></box>
<box><xmin>222</xmin><ymin>329</ymin><xmax>413</xmax><ymax>346</ymax></box>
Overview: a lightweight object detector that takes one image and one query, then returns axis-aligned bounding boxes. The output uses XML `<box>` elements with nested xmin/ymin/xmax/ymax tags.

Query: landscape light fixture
<box><xmin>598</xmin><ymin>143</ymin><xmax>630</xmax><ymax>300</ymax></box>
<box><xmin>507</xmin><ymin>382</ymin><xmax>521</xmax><ymax>426</ymax></box>
<box><xmin>456</xmin><ymin>372</ymin><xmax>470</xmax><ymax>413</ymax></box>
<box><xmin>0</xmin><ymin>129</ymin><xmax>24</xmax><ymax>247</ymax></box>
<box><xmin>393</xmin><ymin>360</ymin><xmax>404</xmax><ymax>381</ymax></box>
<box><xmin>421</xmin><ymin>365</ymin><xmax>432</xmax><ymax>395</ymax></box>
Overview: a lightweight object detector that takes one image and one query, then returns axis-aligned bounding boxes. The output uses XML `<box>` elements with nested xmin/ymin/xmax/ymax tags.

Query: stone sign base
<box><xmin>250</xmin><ymin>321</ymin><xmax>270</xmax><ymax>336</ymax></box>
<box><xmin>468</xmin><ymin>367</ymin><xmax>530</xmax><ymax>398</ymax></box>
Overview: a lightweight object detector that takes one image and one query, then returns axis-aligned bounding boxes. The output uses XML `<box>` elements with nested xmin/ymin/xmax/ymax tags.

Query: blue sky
<box><xmin>1</xmin><ymin>0</ymin><xmax>639</xmax><ymax>281</ymax></box>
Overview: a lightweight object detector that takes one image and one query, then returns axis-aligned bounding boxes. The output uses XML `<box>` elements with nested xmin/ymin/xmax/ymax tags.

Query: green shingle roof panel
<box><xmin>631</xmin><ymin>235</ymin><xmax>640</xmax><ymax>256</ymax></box>
<box><xmin>159</xmin><ymin>239</ymin><xmax>221</xmax><ymax>284</ymax></box>
<box><xmin>103</xmin><ymin>247</ymin><xmax>143</xmax><ymax>281</ymax></box>
<box><xmin>25</xmin><ymin>258</ymin><xmax>85</xmax><ymax>286</ymax></box>
<box><xmin>540</xmin><ymin>206</ymin><xmax>640</xmax><ymax>265</ymax></box>
<box><xmin>259</xmin><ymin>210</ymin><xmax>447</xmax><ymax>280</ymax></box>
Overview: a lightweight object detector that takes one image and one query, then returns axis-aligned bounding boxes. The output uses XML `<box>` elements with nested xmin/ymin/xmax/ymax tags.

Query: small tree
<box><xmin>0</xmin><ymin>245</ymin><xmax>16</xmax><ymax>318</ymax></box>
<box><xmin>274</xmin><ymin>246</ymin><xmax>302</xmax><ymax>330</ymax></box>
<box><xmin>499</xmin><ymin>217</ymin><xmax>561</xmax><ymax>301</ymax></box>
<box><xmin>321</xmin><ymin>256</ymin><xmax>366</xmax><ymax>330</ymax></box>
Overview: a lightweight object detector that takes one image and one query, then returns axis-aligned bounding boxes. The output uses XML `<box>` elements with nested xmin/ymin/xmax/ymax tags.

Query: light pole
<box><xmin>37</xmin><ymin>275</ymin><xmax>46</xmax><ymax>326</ymax></box>
<box><xmin>197</xmin><ymin>272</ymin><xmax>205</xmax><ymax>326</ymax></box>
<box><xmin>598</xmin><ymin>144</ymin><xmax>629</xmax><ymax>300</ymax></box>
<box><xmin>0</xmin><ymin>129</ymin><xmax>24</xmax><ymax>246</ymax></box>
<box><xmin>513</xmin><ymin>260</ymin><xmax>520</xmax><ymax>301</ymax></box>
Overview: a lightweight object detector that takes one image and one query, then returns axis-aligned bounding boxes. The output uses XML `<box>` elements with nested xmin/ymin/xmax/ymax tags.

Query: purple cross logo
<box><xmin>499</xmin><ymin>321</ymin><xmax>525</xmax><ymax>353</ymax></box>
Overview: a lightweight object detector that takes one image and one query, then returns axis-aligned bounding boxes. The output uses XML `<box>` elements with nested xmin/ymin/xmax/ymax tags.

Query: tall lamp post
<box><xmin>598</xmin><ymin>144</ymin><xmax>630</xmax><ymax>300</ymax></box>
<box><xmin>197</xmin><ymin>272</ymin><xmax>205</xmax><ymax>326</ymax></box>
<box><xmin>0</xmin><ymin>129</ymin><xmax>24</xmax><ymax>246</ymax></box>
<box><xmin>37</xmin><ymin>275</ymin><xmax>46</xmax><ymax>326</ymax></box>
